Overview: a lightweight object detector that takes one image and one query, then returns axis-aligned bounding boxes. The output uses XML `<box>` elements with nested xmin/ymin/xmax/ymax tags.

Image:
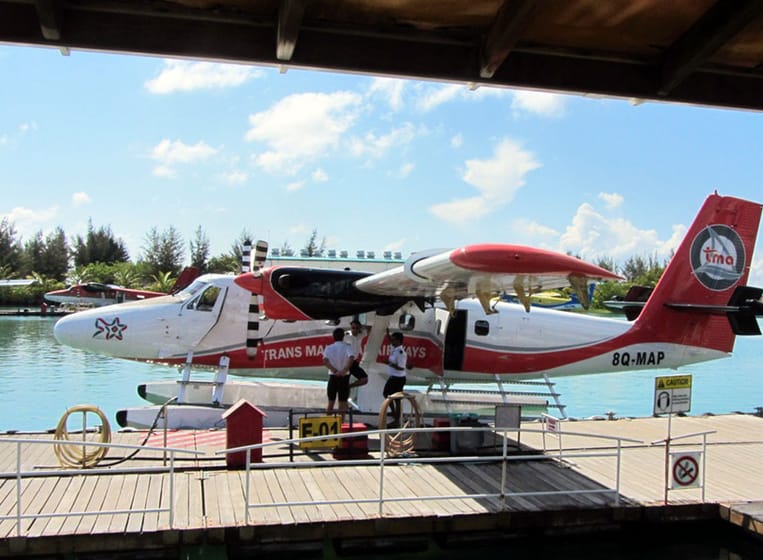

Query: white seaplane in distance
<box><xmin>53</xmin><ymin>193</ymin><xmax>763</xmax><ymax>428</ymax></box>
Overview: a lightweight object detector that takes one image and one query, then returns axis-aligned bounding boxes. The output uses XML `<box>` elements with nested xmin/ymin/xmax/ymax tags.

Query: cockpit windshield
<box><xmin>174</xmin><ymin>278</ymin><xmax>212</xmax><ymax>303</ymax></box>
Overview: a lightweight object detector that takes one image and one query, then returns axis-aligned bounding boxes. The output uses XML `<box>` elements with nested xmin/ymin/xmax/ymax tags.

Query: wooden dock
<box><xmin>0</xmin><ymin>414</ymin><xmax>762</xmax><ymax>557</ymax></box>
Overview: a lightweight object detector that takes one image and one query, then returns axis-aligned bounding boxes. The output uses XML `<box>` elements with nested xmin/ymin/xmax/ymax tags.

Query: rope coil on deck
<box><xmin>53</xmin><ymin>404</ymin><xmax>112</xmax><ymax>468</ymax></box>
<box><xmin>377</xmin><ymin>392</ymin><xmax>422</xmax><ymax>457</ymax></box>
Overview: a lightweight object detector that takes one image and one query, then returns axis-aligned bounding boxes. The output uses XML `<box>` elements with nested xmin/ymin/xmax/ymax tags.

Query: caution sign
<box><xmin>671</xmin><ymin>452</ymin><xmax>701</xmax><ymax>489</ymax></box>
<box><xmin>654</xmin><ymin>374</ymin><xmax>692</xmax><ymax>415</ymax></box>
<box><xmin>298</xmin><ymin>416</ymin><xmax>340</xmax><ymax>449</ymax></box>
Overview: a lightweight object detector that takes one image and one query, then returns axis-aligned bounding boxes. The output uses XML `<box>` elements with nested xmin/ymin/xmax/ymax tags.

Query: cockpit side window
<box><xmin>186</xmin><ymin>285</ymin><xmax>221</xmax><ymax>311</ymax></box>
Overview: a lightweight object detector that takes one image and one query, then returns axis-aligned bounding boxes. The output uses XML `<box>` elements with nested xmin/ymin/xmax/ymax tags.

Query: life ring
<box><xmin>53</xmin><ymin>405</ymin><xmax>112</xmax><ymax>468</ymax></box>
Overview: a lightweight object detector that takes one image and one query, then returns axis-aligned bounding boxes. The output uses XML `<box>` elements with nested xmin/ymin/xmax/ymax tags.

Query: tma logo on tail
<box><xmin>690</xmin><ymin>225</ymin><xmax>745</xmax><ymax>291</ymax></box>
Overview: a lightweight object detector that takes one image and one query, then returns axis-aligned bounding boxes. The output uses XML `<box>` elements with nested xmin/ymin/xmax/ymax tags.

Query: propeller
<box><xmin>243</xmin><ymin>240</ymin><xmax>269</xmax><ymax>358</ymax></box>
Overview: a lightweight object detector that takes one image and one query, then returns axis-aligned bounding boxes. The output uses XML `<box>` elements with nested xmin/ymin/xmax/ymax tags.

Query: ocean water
<box><xmin>0</xmin><ymin>315</ymin><xmax>762</xmax><ymax>432</ymax></box>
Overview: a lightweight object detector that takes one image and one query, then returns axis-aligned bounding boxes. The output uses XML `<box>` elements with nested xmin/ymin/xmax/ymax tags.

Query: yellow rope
<box><xmin>53</xmin><ymin>405</ymin><xmax>111</xmax><ymax>468</ymax></box>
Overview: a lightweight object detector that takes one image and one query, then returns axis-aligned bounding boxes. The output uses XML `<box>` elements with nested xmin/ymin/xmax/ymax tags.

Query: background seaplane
<box><xmin>53</xmin><ymin>193</ymin><xmax>763</xmax><ymax>428</ymax></box>
<box><xmin>44</xmin><ymin>267</ymin><xmax>199</xmax><ymax>308</ymax></box>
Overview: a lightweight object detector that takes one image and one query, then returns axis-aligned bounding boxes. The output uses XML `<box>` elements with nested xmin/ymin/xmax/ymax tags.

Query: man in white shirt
<box><xmin>323</xmin><ymin>327</ymin><xmax>355</xmax><ymax>416</ymax></box>
<box><xmin>383</xmin><ymin>331</ymin><xmax>407</xmax><ymax>423</ymax></box>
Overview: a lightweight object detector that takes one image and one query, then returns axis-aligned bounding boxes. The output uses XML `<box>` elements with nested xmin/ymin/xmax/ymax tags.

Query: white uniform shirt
<box><xmin>323</xmin><ymin>341</ymin><xmax>353</xmax><ymax>376</ymax></box>
<box><xmin>387</xmin><ymin>346</ymin><xmax>407</xmax><ymax>377</ymax></box>
<box><xmin>344</xmin><ymin>332</ymin><xmax>363</xmax><ymax>360</ymax></box>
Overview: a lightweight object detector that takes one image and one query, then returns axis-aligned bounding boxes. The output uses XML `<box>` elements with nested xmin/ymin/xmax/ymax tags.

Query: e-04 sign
<box><xmin>298</xmin><ymin>416</ymin><xmax>340</xmax><ymax>449</ymax></box>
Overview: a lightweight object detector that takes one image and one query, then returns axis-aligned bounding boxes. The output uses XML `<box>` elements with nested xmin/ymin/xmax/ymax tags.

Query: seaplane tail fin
<box><xmin>634</xmin><ymin>193</ymin><xmax>762</xmax><ymax>353</ymax></box>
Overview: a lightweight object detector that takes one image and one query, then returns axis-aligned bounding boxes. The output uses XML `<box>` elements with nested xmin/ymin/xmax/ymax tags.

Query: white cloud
<box><xmin>71</xmin><ymin>192</ymin><xmax>91</xmax><ymax>207</ymax></box>
<box><xmin>349</xmin><ymin>123</ymin><xmax>416</xmax><ymax>159</ymax></box>
<box><xmin>397</xmin><ymin>163</ymin><xmax>415</xmax><ymax>178</ymax></box>
<box><xmin>145</xmin><ymin>60</ymin><xmax>261</xmax><ymax>94</ymax></box>
<box><xmin>451</xmin><ymin>134</ymin><xmax>463</xmax><ymax>148</ymax></box>
<box><xmin>150</xmin><ymin>139</ymin><xmax>218</xmax><ymax>178</ymax></box>
<box><xmin>416</xmin><ymin>84</ymin><xmax>464</xmax><ymax>112</ymax></box>
<box><xmin>430</xmin><ymin>139</ymin><xmax>540</xmax><ymax>224</ymax></box>
<box><xmin>367</xmin><ymin>77</ymin><xmax>406</xmax><ymax>111</ymax></box>
<box><xmin>3</xmin><ymin>206</ymin><xmax>59</xmax><ymax>238</ymax></box>
<box><xmin>512</xmin><ymin>218</ymin><xmax>559</xmax><ymax>239</ymax></box>
<box><xmin>19</xmin><ymin>121</ymin><xmax>38</xmax><ymax>134</ymax></box>
<box><xmin>598</xmin><ymin>192</ymin><xmax>624</xmax><ymax>209</ymax></box>
<box><xmin>246</xmin><ymin>91</ymin><xmax>362</xmax><ymax>175</ymax></box>
<box><xmin>312</xmin><ymin>168</ymin><xmax>329</xmax><ymax>182</ymax></box>
<box><xmin>223</xmin><ymin>170</ymin><xmax>247</xmax><ymax>184</ymax></box>
<box><xmin>286</xmin><ymin>180</ymin><xmax>306</xmax><ymax>192</ymax></box>
<box><xmin>384</xmin><ymin>239</ymin><xmax>406</xmax><ymax>252</ymax></box>
<box><xmin>559</xmin><ymin>202</ymin><xmax>685</xmax><ymax>260</ymax></box>
<box><xmin>511</xmin><ymin>90</ymin><xmax>566</xmax><ymax>117</ymax></box>
<box><xmin>415</xmin><ymin>83</ymin><xmax>511</xmax><ymax>112</ymax></box>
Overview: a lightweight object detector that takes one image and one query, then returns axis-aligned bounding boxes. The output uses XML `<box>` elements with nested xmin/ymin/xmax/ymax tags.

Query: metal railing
<box><xmin>0</xmin><ymin>438</ymin><xmax>205</xmax><ymax>537</ymax></box>
<box><xmin>217</xmin><ymin>425</ymin><xmax>643</xmax><ymax>523</ymax></box>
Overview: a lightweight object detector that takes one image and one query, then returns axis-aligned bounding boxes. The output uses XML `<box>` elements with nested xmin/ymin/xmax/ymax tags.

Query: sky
<box><xmin>2</xmin><ymin>44</ymin><xmax>763</xmax><ymax>285</ymax></box>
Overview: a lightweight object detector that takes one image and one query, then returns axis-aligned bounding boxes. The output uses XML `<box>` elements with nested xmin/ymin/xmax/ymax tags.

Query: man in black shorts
<box><xmin>322</xmin><ymin>327</ymin><xmax>354</xmax><ymax>416</ymax></box>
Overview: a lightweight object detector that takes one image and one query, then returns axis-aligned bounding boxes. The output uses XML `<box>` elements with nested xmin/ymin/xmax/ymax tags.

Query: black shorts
<box><xmin>383</xmin><ymin>376</ymin><xmax>406</xmax><ymax>397</ymax></box>
<box><xmin>349</xmin><ymin>360</ymin><xmax>368</xmax><ymax>379</ymax></box>
<box><xmin>327</xmin><ymin>375</ymin><xmax>351</xmax><ymax>402</ymax></box>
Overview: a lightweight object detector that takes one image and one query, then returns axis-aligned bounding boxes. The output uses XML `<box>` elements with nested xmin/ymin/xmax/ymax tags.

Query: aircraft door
<box><xmin>174</xmin><ymin>284</ymin><xmax>227</xmax><ymax>349</ymax></box>
<box><xmin>441</xmin><ymin>308</ymin><xmax>467</xmax><ymax>371</ymax></box>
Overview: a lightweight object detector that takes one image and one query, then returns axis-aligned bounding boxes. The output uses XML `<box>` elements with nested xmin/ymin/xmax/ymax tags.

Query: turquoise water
<box><xmin>0</xmin><ymin>315</ymin><xmax>762</xmax><ymax>431</ymax></box>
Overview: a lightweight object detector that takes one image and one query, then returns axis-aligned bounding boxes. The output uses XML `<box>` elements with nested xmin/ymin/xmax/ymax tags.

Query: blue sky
<box><xmin>2</xmin><ymin>44</ymin><xmax>763</xmax><ymax>284</ymax></box>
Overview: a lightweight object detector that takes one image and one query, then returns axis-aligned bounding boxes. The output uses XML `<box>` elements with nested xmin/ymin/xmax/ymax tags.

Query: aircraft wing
<box><xmin>354</xmin><ymin>244</ymin><xmax>621</xmax><ymax>312</ymax></box>
<box><xmin>0</xmin><ymin>279</ymin><xmax>36</xmax><ymax>287</ymax></box>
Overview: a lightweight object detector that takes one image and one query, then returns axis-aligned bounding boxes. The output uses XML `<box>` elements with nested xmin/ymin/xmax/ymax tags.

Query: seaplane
<box><xmin>53</xmin><ymin>193</ymin><xmax>763</xmax><ymax>429</ymax></box>
<box><xmin>44</xmin><ymin>267</ymin><xmax>200</xmax><ymax>308</ymax></box>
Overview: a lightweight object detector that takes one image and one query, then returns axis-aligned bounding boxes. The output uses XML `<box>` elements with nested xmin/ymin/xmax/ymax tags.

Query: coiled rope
<box><xmin>377</xmin><ymin>392</ymin><xmax>422</xmax><ymax>457</ymax></box>
<box><xmin>53</xmin><ymin>404</ymin><xmax>112</xmax><ymax>468</ymax></box>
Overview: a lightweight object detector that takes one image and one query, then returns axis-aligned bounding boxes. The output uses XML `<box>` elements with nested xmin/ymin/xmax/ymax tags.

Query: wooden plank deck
<box><xmin>0</xmin><ymin>414</ymin><xmax>761</xmax><ymax>557</ymax></box>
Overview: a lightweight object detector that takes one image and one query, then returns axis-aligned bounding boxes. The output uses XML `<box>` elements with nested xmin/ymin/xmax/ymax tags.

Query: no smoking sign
<box><xmin>671</xmin><ymin>452</ymin><xmax>701</xmax><ymax>489</ymax></box>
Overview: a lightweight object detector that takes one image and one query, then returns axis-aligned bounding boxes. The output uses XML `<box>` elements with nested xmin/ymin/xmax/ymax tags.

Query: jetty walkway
<box><xmin>0</xmin><ymin>413</ymin><xmax>762</xmax><ymax>557</ymax></box>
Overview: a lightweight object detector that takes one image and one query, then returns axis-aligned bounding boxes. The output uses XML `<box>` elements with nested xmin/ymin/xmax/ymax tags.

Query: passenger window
<box><xmin>398</xmin><ymin>313</ymin><xmax>415</xmax><ymax>331</ymax></box>
<box><xmin>474</xmin><ymin>320</ymin><xmax>489</xmax><ymax>336</ymax></box>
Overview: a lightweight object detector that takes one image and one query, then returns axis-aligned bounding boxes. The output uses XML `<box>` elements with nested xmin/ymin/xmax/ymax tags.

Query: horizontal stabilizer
<box><xmin>664</xmin><ymin>285</ymin><xmax>763</xmax><ymax>335</ymax></box>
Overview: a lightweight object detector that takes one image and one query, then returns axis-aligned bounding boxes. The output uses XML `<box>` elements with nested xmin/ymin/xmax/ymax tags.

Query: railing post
<box><xmin>169</xmin><ymin>450</ymin><xmax>175</xmax><ymax>528</ymax></box>
<box><xmin>15</xmin><ymin>441</ymin><xmax>22</xmax><ymax>537</ymax></box>
<box><xmin>500</xmin><ymin>428</ymin><xmax>508</xmax><ymax>511</ymax></box>
<box><xmin>378</xmin><ymin>431</ymin><xmax>386</xmax><ymax>516</ymax></box>
<box><xmin>245</xmin><ymin>448</ymin><xmax>251</xmax><ymax>525</ymax></box>
<box><xmin>615</xmin><ymin>439</ymin><xmax>622</xmax><ymax>505</ymax></box>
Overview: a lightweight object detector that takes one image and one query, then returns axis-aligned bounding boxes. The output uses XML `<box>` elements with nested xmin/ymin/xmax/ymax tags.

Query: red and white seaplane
<box><xmin>44</xmin><ymin>267</ymin><xmax>200</xmax><ymax>308</ymax></box>
<box><xmin>53</xmin><ymin>193</ymin><xmax>763</xmax><ymax>428</ymax></box>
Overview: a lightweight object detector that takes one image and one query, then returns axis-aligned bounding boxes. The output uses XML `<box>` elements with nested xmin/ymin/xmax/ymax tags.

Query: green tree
<box><xmin>189</xmin><ymin>225</ymin><xmax>210</xmax><ymax>273</ymax></box>
<box><xmin>73</xmin><ymin>219</ymin><xmax>129</xmax><ymax>266</ymax></box>
<box><xmin>0</xmin><ymin>218</ymin><xmax>22</xmax><ymax>275</ymax></box>
<box><xmin>303</xmin><ymin>229</ymin><xmax>325</xmax><ymax>257</ymax></box>
<box><xmin>148</xmin><ymin>270</ymin><xmax>177</xmax><ymax>293</ymax></box>
<box><xmin>41</xmin><ymin>227</ymin><xmax>70</xmax><ymax>281</ymax></box>
<box><xmin>141</xmin><ymin>225</ymin><xmax>185</xmax><ymax>277</ymax></box>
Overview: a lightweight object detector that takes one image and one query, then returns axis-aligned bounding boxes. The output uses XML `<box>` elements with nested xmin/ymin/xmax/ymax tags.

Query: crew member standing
<box><xmin>383</xmin><ymin>332</ymin><xmax>407</xmax><ymax>423</ymax></box>
<box><xmin>345</xmin><ymin>319</ymin><xmax>369</xmax><ymax>389</ymax></box>
<box><xmin>323</xmin><ymin>327</ymin><xmax>355</xmax><ymax>416</ymax></box>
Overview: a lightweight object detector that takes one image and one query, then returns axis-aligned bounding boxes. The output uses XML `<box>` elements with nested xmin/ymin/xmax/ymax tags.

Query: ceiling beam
<box><xmin>34</xmin><ymin>0</ymin><xmax>62</xmax><ymax>40</ymax></box>
<box><xmin>480</xmin><ymin>0</ymin><xmax>538</xmax><ymax>79</ymax></box>
<box><xmin>277</xmin><ymin>0</ymin><xmax>307</xmax><ymax>61</ymax></box>
<box><xmin>659</xmin><ymin>0</ymin><xmax>763</xmax><ymax>96</ymax></box>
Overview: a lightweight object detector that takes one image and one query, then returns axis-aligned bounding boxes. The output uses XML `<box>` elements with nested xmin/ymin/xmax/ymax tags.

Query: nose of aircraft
<box><xmin>53</xmin><ymin>311</ymin><xmax>94</xmax><ymax>351</ymax></box>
